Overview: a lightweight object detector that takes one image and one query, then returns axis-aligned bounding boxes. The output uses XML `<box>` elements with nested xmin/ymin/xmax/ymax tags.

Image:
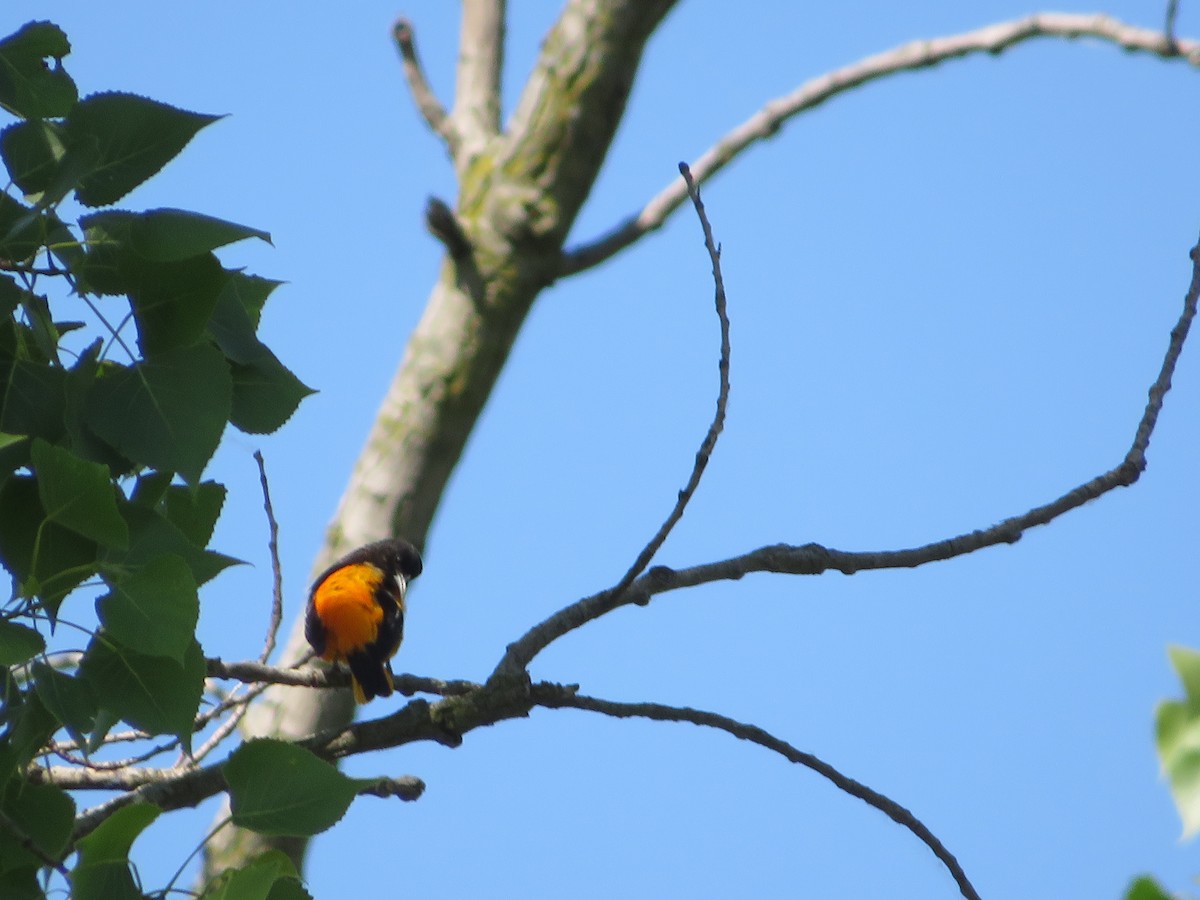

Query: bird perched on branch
<box><xmin>304</xmin><ymin>538</ymin><xmax>423</xmax><ymax>702</ymax></box>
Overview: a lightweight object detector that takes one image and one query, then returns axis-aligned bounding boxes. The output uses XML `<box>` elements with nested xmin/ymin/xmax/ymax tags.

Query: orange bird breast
<box><xmin>310</xmin><ymin>563</ymin><xmax>385</xmax><ymax>660</ymax></box>
<box><xmin>304</xmin><ymin>538</ymin><xmax>422</xmax><ymax>703</ymax></box>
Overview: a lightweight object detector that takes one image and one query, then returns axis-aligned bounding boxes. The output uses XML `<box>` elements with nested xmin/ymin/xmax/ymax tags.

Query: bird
<box><xmin>304</xmin><ymin>538</ymin><xmax>423</xmax><ymax>702</ymax></box>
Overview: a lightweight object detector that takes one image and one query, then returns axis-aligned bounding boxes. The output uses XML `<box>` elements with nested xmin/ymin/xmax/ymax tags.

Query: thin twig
<box><xmin>49</xmin><ymin>727</ymin><xmax>154</xmax><ymax>754</ymax></box>
<box><xmin>1166</xmin><ymin>0</ymin><xmax>1180</xmax><ymax>43</ymax></box>
<box><xmin>604</xmin><ymin>163</ymin><xmax>730</xmax><ymax>605</ymax></box>
<box><xmin>392</xmin><ymin>18</ymin><xmax>457</xmax><ymax>151</ymax></box>
<box><xmin>174</xmin><ymin>448</ymin><xmax>288</xmax><ymax>767</ymax></box>
<box><xmin>253</xmin><ymin>450</ymin><xmax>284</xmax><ymax>665</ymax></box>
<box><xmin>494</xmin><ymin>235</ymin><xmax>1200</xmax><ymax>676</ymax></box>
<box><xmin>537</xmin><ymin>689</ymin><xmax>981</xmax><ymax>900</ymax></box>
<box><xmin>356</xmin><ymin>776</ymin><xmax>425</xmax><ymax>801</ymax></box>
<box><xmin>559</xmin><ymin>13</ymin><xmax>1200</xmax><ymax>277</ymax></box>
<box><xmin>188</xmin><ymin>682</ymin><xmax>271</xmax><ymax>766</ymax></box>
<box><xmin>49</xmin><ymin>740</ymin><xmax>177</xmax><ymax>771</ymax></box>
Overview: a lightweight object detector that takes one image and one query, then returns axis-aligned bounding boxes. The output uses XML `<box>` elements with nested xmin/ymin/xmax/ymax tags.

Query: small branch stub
<box><xmin>425</xmin><ymin>196</ymin><xmax>473</xmax><ymax>260</ymax></box>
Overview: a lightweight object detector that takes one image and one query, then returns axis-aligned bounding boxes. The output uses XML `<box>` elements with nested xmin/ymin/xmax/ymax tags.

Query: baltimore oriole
<box><xmin>304</xmin><ymin>538</ymin><xmax>423</xmax><ymax>702</ymax></box>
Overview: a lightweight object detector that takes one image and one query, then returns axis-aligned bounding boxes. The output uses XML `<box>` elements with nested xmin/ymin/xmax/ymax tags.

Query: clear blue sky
<box><xmin>5</xmin><ymin>1</ymin><xmax>1199</xmax><ymax>897</ymax></box>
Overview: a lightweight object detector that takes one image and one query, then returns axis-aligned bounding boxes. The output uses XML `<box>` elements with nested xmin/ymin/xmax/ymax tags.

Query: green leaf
<box><xmin>231</xmin><ymin>348</ymin><xmax>315</xmax><ymax>435</ymax></box>
<box><xmin>76</xmin><ymin>209</ymin><xmax>133</xmax><ymax>296</ymax></box>
<box><xmin>1156</xmin><ymin>646</ymin><xmax>1200</xmax><ymax>839</ymax></box>
<box><xmin>17</xmin><ymin>292</ymin><xmax>60</xmax><ymax>364</ymax></box>
<box><xmin>1</xmin><ymin>119</ymin><xmax>67</xmax><ymax>197</ymax></box>
<box><xmin>1125</xmin><ymin>875</ymin><xmax>1172</xmax><ymax>900</ymax></box>
<box><xmin>201</xmin><ymin>851</ymin><xmax>300</xmax><ymax>900</ymax></box>
<box><xmin>206</xmin><ymin>278</ymin><xmax>262</xmax><ymax>365</ymax></box>
<box><xmin>130</xmin><ymin>209</ymin><xmax>270</xmax><ymax>262</ymax></box>
<box><xmin>0</xmin><ymin>693</ymin><xmax>57</xmax><ymax>780</ymax></box>
<box><xmin>70</xmin><ymin>861</ymin><xmax>142</xmax><ymax>900</ymax></box>
<box><xmin>73</xmin><ymin>802</ymin><xmax>158</xmax><ymax>862</ymax></box>
<box><xmin>206</xmin><ymin>275</ymin><xmax>282</xmax><ymax>365</ymax></box>
<box><xmin>125</xmin><ymin>252</ymin><xmax>228</xmax><ymax>355</ymax></box>
<box><xmin>0</xmin><ymin>435</ymin><xmax>26</xmax><ymax>486</ymax></box>
<box><xmin>78</xmin><ymin>211</ymin><xmax>231</xmax><ymax>353</ymax></box>
<box><xmin>32</xmin><ymin>661</ymin><xmax>96</xmax><ymax>747</ymax></box>
<box><xmin>0</xmin><ymin>866</ymin><xmax>42</xmax><ymax>900</ymax></box>
<box><xmin>96</xmin><ymin>555</ymin><xmax>197</xmax><ymax>661</ymax></box>
<box><xmin>267</xmin><ymin>877</ymin><xmax>313</xmax><ymax>900</ymax></box>
<box><xmin>0</xmin><ymin>275</ymin><xmax>19</xmax><ymax>317</ymax></box>
<box><xmin>70</xmin><ymin>803</ymin><xmax>159</xmax><ymax>900</ymax></box>
<box><xmin>0</xmin><ymin>475</ymin><xmax>98</xmax><ymax>616</ymax></box>
<box><xmin>225</xmin><ymin>739</ymin><xmax>362</xmax><ymax>837</ymax></box>
<box><xmin>63</xmin><ymin>340</ymin><xmax>134</xmax><ymax>475</ymax></box>
<box><xmin>84</xmin><ymin>343</ymin><xmax>232</xmax><ymax>484</ymax></box>
<box><xmin>162</xmin><ymin>481</ymin><xmax>226</xmax><ymax>546</ymax></box>
<box><xmin>1169</xmin><ymin>645</ymin><xmax>1200</xmax><ymax>706</ymax></box>
<box><xmin>0</xmin><ymin>193</ymin><xmax>45</xmax><ymax>263</ymax></box>
<box><xmin>85</xmin><ymin>707</ymin><xmax>119</xmax><ymax>756</ymax></box>
<box><xmin>0</xmin><ymin>777</ymin><xmax>74</xmax><ymax>873</ymax></box>
<box><xmin>0</xmin><ymin>290</ymin><xmax>69</xmax><ymax>441</ymax></box>
<box><xmin>0</xmin><ymin>21</ymin><xmax>77</xmax><ymax>119</ymax></box>
<box><xmin>0</xmin><ymin>620</ymin><xmax>44</xmax><ymax>666</ymax></box>
<box><xmin>79</xmin><ymin>634</ymin><xmax>203</xmax><ymax>748</ymax></box>
<box><xmin>66</xmin><ymin>92</ymin><xmax>222</xmax><ymax>207</ymax></box>
<box><xmin>31</xmin><ymin>439</ymin><xmax>127</xmax><ymax>548</ymax></box>
<box><xmin>226</xmin><ymin>272</ymin><xmax>280</xmax><ymax>332</ymax></box>
<box><xmin>128</xmin><ymin>470</ymin><xmax>172</xmax><ymax>508</ymax></box>
<box><xmin>105</xmin><ymin>499</ymin><xmax>240</xmax><ymax>587</ymax></box>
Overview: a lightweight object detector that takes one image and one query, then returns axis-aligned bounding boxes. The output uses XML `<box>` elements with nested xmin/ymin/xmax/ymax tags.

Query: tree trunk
<box><xmin>201</xmin><ymin>0</ymin><xmax>678</xmax><ymax>880</ymax></box>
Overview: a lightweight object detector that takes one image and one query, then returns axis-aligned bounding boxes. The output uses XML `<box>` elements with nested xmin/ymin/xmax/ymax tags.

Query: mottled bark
<box><xmin>201</xmin><ymin>0</ymin><xmax>678</xmax><ymax>879</ymax></box>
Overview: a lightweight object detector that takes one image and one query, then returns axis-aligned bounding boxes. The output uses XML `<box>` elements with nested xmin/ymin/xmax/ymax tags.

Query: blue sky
<box><xmin>4</xmin><ymin>1</ymin><xmax>1199</xmax><ymax>897</ymax></box>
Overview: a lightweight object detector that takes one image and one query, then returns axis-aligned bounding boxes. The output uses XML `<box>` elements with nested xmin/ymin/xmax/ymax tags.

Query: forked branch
<box><xmin>497</xmin><ymin>235</ymin><xmax>1200</xmax><ymax>675</ymax></box>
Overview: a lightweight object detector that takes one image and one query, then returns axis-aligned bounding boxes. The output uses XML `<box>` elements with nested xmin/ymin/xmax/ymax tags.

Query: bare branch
<box><xmin>559</xmin><ymin>13</ymin><xmax>1200</xmax><ymax>277</ymax></box>
<box><xmin>204</xmin><ymin>657</ymin><xmax>478</xmax><ymax>698</ymax></box>
<box><xmin>190</xmin><ymin>681</ymin><xmax>271</xmax><ymax>766</ymax></box>
<box><xmin>356</xmin><ymin>776</ymin><xmax>425</xmax><ymax>801</ymax></box>
<box><xmin>392</xmin><ymin>18</ymin><xmax>457</xmax><ymax>151</ymax></box>
<box><xmin>424</xmin><ymin>196</ymin><xmax>474</xmax><ymax>260</ymax></box>
<box><xmin>451</xmin><ymin>0</ymin><xmax>505</xmax><ymax>157</ymax></box>
<box><xmin>253</xmin><ymin>450</ymin><xmax>284</xmax><ymax>665</ymax></box>
<box><xmin>496</xmin><ymin>235</ymin><xmax>1200</xmax><ymax>675</ymax></box>
<box><xmin>605</xmin><ymin>163</ymin><xmax>731</xmax><ymax>603</ymax></box>
<box><xmin>1166</xmin><ymin>0</ymin><xmax>1180</xmax><ymax>43</ymax></box>
<box><xmin>538</xmin><ymin>689</ymin><xmax>980</xmax><ymax>900</ymax></box>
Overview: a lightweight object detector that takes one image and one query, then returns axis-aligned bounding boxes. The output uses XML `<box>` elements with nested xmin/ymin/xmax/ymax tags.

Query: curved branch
<box><xmin>559</xmin><ymin>12</ymin><xmax>1200</xmax><ymax>277</ymax></box>
<box><xmin>496</xmin><ymin>236</ymin><xmax>1200</xmax><ymax>675</ymax></box>
<box><xmin>603</xmin><ymin>163</ymin><xmax>731</xmax><ymax>605</ymax></box>
<box><xmin>537</xmin><ymin>689</ymin><xmax>980</xmax><ymax>900</ymax></box>
<box><xmin>253</xmin><ymin>450</ymin><xmax>284</xmax><ymax>665</ymax></box>
<box><xmin>393</xmin><ymin>18</ymin><xmax>457</xmax><ymax>152</ymax></box>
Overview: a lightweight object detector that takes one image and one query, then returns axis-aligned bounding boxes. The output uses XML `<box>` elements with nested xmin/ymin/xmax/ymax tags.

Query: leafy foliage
<box><xmin>1155</xmin><ymin>645</ymin><xmax>1200</xmax><ymax>838</ymax></box>
<box><xmin>0</xmin><ymin>20</ymin><xmax>313</xmax><ymax>898</ymax></box>
<box><xmin>225</xmin><ymin>740</ymin><xmax>366</xmax><ymax>838</ymax></box>
<box><xmin>1124</xmin><ymin>875</ymin><xmax>1173</xmax><ymax>900</ymax></box>
<box><xmin>200</xmin><ymin>850</ymin><xmax>308</xmax><ymax>900</ymax></box>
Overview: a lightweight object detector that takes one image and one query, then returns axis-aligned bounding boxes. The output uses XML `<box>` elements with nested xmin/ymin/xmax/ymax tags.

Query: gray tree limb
<box><xmin>559</xmin><ymin>13</ymin><xmax>1200</xmax><ymax>277</ymax></box>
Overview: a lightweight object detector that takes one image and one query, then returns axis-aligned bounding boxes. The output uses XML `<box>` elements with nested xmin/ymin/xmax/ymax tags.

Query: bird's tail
<box><xmin>347</xmin><ymin>652</ymin><xmax>395</xmax><ymax>703</ymax></box>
